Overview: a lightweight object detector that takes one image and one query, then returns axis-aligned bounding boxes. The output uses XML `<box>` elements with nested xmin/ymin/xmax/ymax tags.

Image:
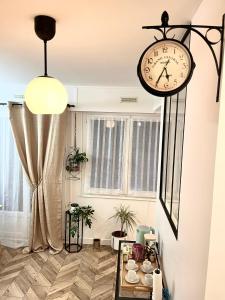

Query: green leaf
<box><xmin>69</xmin><ymin>204</ymin><xmax>95</xmax><ymax>237</ymax></box>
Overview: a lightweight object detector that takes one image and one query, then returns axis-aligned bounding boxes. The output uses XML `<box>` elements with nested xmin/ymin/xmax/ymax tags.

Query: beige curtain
<box><xmin>9</xmin><ymin>103</ymin><xmax>68</xmax><ymax>253</ymax></box>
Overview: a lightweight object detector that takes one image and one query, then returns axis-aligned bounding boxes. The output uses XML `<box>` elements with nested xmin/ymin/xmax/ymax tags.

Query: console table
<box><xmin>115</xmin><ymin>240</ymin><xmax>168</xmax><ymax>300</ymax></box>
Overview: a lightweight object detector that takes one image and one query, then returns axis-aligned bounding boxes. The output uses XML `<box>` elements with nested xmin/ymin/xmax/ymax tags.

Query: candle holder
<box><xmin>93</xmin><ymin>238</ymin><xmax>101</xmax><ymax>251</ymax></box>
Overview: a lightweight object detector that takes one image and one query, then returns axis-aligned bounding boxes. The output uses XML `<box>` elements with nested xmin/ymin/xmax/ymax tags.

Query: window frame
<box><xmin>82</xmin><ymin>112</ymin><xmax>161</xmax><ymax>200</ymax></box>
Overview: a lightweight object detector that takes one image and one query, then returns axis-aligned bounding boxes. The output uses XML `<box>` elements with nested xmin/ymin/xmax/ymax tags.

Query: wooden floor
<box><xmin>0</xmin><ymin>244</ymin><xmax>117</xmax><ymax>300</ymax></box>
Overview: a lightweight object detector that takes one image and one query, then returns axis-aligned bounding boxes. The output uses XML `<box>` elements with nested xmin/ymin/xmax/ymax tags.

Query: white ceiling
<box><xmin>0</xmin><ymin>0</ymin><xmax>203</xmax><ymax>87</ymax></box>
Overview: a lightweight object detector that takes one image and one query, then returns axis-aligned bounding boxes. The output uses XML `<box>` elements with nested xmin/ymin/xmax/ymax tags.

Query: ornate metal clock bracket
<box><xmin>142</xmin><ymin>11</ymin><xmax>225</xmax><ymax>102</ymax></box>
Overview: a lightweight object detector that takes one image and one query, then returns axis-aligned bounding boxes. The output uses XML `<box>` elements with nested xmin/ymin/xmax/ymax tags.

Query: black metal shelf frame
<box><xmin>64</xmin><ymin>210</ymin><xmax>84</xmax><ymax>253</ymax></box>
<box><xmin>142</xmin><ymin>11</ymin><xmax>225</xmax><ymax>102</ymax></box>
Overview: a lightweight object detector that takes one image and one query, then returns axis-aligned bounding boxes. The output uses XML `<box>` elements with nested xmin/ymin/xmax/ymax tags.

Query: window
<box><xmin>84</xmin><ymin>114</ymin><xmax>160</xmax><ymax>198</ymax></box>
<box><xmin>0</xmin><ymin>105</ymin><xmax>31</xmax><ymax>247</ymax></box>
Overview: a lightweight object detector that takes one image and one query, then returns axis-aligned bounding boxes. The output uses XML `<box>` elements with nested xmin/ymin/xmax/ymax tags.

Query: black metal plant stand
<box><xmin>64</xmin><ymin>210</ymin><xmax>84</xmax><ymax>253</ymax></box>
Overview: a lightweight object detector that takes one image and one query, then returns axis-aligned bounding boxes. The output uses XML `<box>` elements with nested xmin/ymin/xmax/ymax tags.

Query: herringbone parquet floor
<box><xmin>0</xmin><ymin>244</ymin><xmax>117</xmax><ymax>300</ymax></box>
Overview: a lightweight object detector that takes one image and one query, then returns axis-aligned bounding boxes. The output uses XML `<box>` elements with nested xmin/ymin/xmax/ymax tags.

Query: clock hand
<box><xmin>163</xmin><ymin>59</ymin><xmax>170</xmax><ymax>67</ymax></box>
<box><xmin>155</xmin><ymin>59</ymin><xmax>170</xmax><ymax>87</ymax></box>
<box><xmin>164</xmin><ymin>68</ymin><xmax>172</xmax><ymax>82</ymax></box>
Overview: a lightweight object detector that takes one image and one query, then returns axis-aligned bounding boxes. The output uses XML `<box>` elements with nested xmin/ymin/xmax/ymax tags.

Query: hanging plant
<box><xmin>65</xmin><ymin>148</ymin><xmax>88</xmax><ymax>173</ymax></box>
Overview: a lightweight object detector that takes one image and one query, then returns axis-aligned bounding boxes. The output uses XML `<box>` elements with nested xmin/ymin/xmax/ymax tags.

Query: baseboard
<box><xmin>83</xmin><ymin>238</ymin><xmax>111</xmax><ymax>246</ymax></box>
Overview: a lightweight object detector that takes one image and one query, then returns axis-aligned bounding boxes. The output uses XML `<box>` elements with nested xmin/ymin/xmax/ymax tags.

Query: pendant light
<box><xmin>25</xmin><ymin>15</ymin><xmax>68</xmax><ymax>114</ymax></box>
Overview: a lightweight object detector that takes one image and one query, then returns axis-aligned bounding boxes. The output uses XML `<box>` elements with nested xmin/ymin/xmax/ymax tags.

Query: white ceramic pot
<box><xmin>111</xmin><ymin>231</ymin><xmax>127</xmax><ymax>250</ymax></box>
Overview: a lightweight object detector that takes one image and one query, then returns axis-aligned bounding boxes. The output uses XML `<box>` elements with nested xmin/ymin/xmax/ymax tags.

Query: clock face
<box><xmin>137</xmin><ymin>39</ymin><xmax>195</xmax><ymax>96</ymax></box>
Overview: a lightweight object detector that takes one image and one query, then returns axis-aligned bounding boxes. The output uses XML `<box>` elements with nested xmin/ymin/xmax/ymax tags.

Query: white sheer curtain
<box><xmin>84</xmin><ymin>114</ymin><xmax>160</xmax><ymax>197</ymax></box>
<box><xmin>0</xmin><ymin>105</ymin><xmax>31</xmax><ymax>248</ymax></box>
<box><xmin>86</xmin><ymin>115</ymin><xmax>126</xmax><ymax>195</ymax></box>
<box><xmin>129</xmin><ymin>117</ymin><xmax>160</xmax><ymax>197</ymax></box>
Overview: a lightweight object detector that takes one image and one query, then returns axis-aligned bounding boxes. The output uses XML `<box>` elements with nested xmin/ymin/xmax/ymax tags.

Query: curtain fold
<box><xmin>9</xmin><ymin>103</ymin><xmax>67</xmax><ymax>253</ymax></box>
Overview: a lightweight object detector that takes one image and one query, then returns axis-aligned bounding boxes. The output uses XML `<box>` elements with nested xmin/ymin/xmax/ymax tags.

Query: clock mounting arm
<box><xmin>141</xmin><ymin>11</ymin><xmax>225</xmax><ymax>102</ymax></box>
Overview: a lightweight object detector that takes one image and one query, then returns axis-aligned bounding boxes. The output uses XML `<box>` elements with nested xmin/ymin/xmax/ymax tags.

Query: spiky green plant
<box><xmin>110</xmin><ymin>204</ymin><xmax>137</xmax><ymax>235</ymax></box>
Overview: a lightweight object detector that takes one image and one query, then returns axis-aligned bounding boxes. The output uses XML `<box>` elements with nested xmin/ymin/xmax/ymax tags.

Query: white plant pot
<box><xmin>111</xmin><ymin>231</ymin><xmax>127</xmax><ymax>250</ymax></box>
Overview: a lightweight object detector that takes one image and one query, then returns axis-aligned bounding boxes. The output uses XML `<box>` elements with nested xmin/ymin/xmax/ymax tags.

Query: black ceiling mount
<box><xmin>34</xmin><ymin>15</ymin><xmax>56</xmax><ymax>41</ymax></box>
<box><xmin>142</xmin><ymin>11</ymin><xmax>225</xmax><ymax>102</ymax></box>
<box><xmin>34</xmin><ymin>15</ymin><xmax>56</xmax><ymax>77</ymax></box>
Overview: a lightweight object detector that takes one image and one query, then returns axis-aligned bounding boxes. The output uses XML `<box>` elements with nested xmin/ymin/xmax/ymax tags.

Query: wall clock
<box><xmin>137</xmin><ymin>39</ymin><xmax>195</xmax><ymax>97</ymax></box>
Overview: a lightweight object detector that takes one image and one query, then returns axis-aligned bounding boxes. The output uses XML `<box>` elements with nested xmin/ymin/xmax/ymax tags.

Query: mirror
<box><xmin>159</xmin><ymin>88</ymin><xmax>187</xmax><ymax>237</ymax></box>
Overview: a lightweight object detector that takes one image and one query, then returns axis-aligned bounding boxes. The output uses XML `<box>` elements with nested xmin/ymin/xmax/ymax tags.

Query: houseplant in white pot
<box><xmin>109</xmin><ymin>204</ymin><xmax>137</xmax><ymax>250</ymax></box>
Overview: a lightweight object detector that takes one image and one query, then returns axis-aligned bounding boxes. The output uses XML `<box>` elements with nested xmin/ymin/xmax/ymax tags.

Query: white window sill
<box><xmin>80</xmin><ymin>193</ymin><xmax>157</xmax><ymax>202</ymax></box>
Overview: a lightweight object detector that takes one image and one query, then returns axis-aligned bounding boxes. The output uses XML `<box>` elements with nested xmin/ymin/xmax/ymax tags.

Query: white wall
<box><xmin>64</xmin><ymin>86</ymin><xmax>162</xmax><ymax>244</ymax></box>
<box><xmin>75</xmin><ymin>86</ymin><xmax>160</xmax><ymax>113</ymax></box>
<box><xmin>204</xmin><ymin>17</ymin><xmax>225</xmax><ymax>300</ymax></box>
<box><xmin>156</xmin><ymin>1</ymin><xmax>224</xmax><ymax>300</ymax></box>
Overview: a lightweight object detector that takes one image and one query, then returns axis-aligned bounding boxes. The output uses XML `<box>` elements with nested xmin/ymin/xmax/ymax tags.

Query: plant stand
<box><xmin>64</xmin><ymin>210</ymin><xmax>84</xmax><ymax>253</ymax></box>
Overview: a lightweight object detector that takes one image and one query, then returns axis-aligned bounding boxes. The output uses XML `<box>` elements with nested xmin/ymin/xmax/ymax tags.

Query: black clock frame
<box><xmin>137</xmin><ymin>11</ymin><xmax>225</xmax><ymax>102</ymax></box>
<box><xmin>137</xmin><ymin>38</ymin><xmax>196</xmax><ymax>97</ymax></box>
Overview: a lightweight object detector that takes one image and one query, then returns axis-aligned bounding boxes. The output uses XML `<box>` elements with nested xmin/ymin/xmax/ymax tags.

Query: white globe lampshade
<box><xmin>25</xmin><ymin>76</ymin><xmax>68</xmax><ymax>114</ymax></box>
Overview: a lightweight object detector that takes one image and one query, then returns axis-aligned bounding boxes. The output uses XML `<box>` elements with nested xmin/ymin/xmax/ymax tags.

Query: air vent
<box><xmin>14</xmin><ymin>94</ymin><xmax>24</xmax><ymax>99</ymax></box>
<box><xmin>120</xmin><ymin>97</ymin><xmax>138</xmax><ymax>103</ymax></box>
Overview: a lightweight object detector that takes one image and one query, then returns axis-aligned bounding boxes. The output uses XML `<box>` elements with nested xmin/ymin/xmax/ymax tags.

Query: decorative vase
<box><xmin>136</xmin><ymin>225</ymin><xmax>151</xmax><ymax>245</ymax></box>
<box><xmin>132</xmin><ymin>243</ymin><xmax>144</xmax><ymax>261</ymax></box>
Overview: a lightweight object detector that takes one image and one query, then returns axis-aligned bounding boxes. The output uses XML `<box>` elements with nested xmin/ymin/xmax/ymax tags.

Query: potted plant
<box><xmin>70</xmin><ymin>203</ymin><xmax>95</xmax><ymax>238</ymax></box>
<box><xmin>109</xmin><ymin>204</ymin><xmax>137</xmax><ymax>250</ymax></box>
<box><xmin>66</xmin><ymin>148</ymin><xmax>88</xmax><ymax>173</ymax></box>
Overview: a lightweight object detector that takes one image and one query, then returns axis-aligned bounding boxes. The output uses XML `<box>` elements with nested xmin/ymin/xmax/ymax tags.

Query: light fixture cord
<box><xmin>44</xmin><ymin>41</ymin><xmax>48</xmax><ymax>76</ymax></box>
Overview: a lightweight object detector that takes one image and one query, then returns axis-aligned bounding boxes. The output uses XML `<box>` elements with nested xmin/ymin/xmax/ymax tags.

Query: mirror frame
<box><xmin>159</xmin><ymin>88</ymin><xmax>187</xmax><ymax>238</ymax></box>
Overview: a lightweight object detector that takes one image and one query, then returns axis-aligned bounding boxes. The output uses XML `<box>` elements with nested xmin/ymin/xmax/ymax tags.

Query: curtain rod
<box><xmin>0</xmin><ymin>102</ymin><xmax>75</xmax><ymax>107</ymax></box>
